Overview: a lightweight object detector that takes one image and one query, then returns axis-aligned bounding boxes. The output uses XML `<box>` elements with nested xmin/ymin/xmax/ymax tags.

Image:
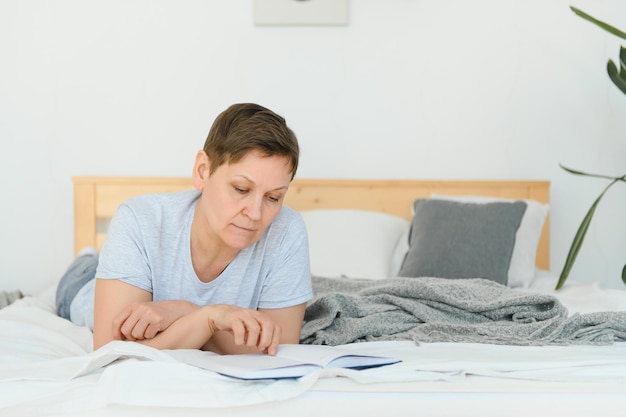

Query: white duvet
<box><xmin>1</xmin><ymin>273</ymin><xmax>626</xmax><ymax>416</ymax></box>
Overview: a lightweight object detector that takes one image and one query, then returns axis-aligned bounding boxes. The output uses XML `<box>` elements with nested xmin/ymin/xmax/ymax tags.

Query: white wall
<box><xmin>1</xmin><ymin>0</ymin><xmax>625</xmax><ymax>295</ymax></box>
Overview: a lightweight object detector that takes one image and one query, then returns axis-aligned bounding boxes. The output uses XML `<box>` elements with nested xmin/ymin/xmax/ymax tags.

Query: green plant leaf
<box><xmin>559</xmin><ymin>163</ymin><xmax>623</xmax><ymax>181</ymax></box>
<box><xmin>623</xmin><ymin>264</ymin><xmax>626</xmax><ymax>285</ymax></box>
<box><xmin>607</xmin><ymin>47</ymin><xmax>626</xmax><ymax>95</ymax></box>
<box><xmin>570</xmin><ymin>6</ymin><xmax>626</xmax><ymax>40</ymax></box>
<box><xmin>559</xmin><ymin>164</ymin><xmax>591</xmax><ymax>176</ymax></box>
<box><xmin>555</xmin><ymin>195</ymin><xmax>601</xmax><ymax>289</ymax></box>
<box><xmin>555</xmin><ymin>179</ymin><xmax>620</xmax><ymax>290</ymax></box>
<box><xmin>559</xmin><ymin>164</ymin><xmax>626</xmax><ymax>185</ymax></box>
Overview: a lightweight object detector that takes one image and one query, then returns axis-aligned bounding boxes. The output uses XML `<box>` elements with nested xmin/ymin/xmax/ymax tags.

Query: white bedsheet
<box><xmin>1</xmin><ymin>275</ymin><xmax>626</xmax><ymax>417</ymax></box>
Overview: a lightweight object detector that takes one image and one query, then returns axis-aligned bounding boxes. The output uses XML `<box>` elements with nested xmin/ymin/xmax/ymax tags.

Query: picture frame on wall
<box><xmin>254</xmin><ymin>0</ymin><xmax>349</xmax><ymax>26</ymax></box>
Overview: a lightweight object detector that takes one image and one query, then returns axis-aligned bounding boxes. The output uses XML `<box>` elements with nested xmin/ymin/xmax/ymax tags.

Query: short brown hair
<box><xmin>203</xmin><ymin>103</ymin><xmax>299</xmax><ymax>179</ymax></box>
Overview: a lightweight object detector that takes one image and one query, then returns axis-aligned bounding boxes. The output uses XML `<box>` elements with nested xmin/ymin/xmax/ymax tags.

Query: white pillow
<box><xmin>300</xmin><ymin>209</ymin><xmax>410</xmax><ymax>279</ymax></box>
<box><xmin>428</xmin><ymin>194</ymin><xmax>549</xmax><ymax>288</ymax></box>
<box><xmin>390</xmin><ymin>226</ymin><xmax>411</xmax><ymax>277</ymax></box>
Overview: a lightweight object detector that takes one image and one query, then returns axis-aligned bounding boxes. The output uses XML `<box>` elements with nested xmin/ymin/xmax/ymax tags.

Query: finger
<box><xmin>113</xmin><ymin>321</ymin><xmax>124</xmax><ymax>341</ymax></box>
<box><xmin>230</xmin><ymin>320</ymin><xmax>247</xmax><ymax>346</ymax></box>
<box><xmin>144</xmin><ymin>323</ymin><xmax>160</xmax><ymax>339</ymax></box>
<box><xmin>120</xmin><ymin>309</ymin><xmax>146</xmax><ymax>341</ymax></box>
<box><xmin>243</xmin><ymin>319</ymin><xmax>262</xmax><ymax>348</ymax></box>
<box><xmin>130</xmin><ymin>318</ymin><xmax>149</xmax><ymax>340</ymax></box>
<box><xmin>268</xmin><ymin>325</ymin><xmax>281</xmax><ymax>356</ymax></box>
<box><xmin>113</xmin><ymin>306</ymin><xmax>134</xmax><ymax>340</ymax></box>
<box><xmin>120</xmin><ymin>321</ymin><xmax>136</xmax><ymax>341</ymax></box>
<box><xmin>254</xmin><ymin>321</ymin><xmax>271</xmax><ymax>351</ymax></box>
<box><xmin>259</xmin><ymin>323</ymin><xmax>281</xmax><ymax>355</ymax></box>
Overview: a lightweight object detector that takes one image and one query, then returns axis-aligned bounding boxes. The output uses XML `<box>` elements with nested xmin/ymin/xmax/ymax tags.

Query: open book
<box><xmin>177</xmin><ymin>344</ymin><xmax>401</xmax><ymax>380</ymax></box>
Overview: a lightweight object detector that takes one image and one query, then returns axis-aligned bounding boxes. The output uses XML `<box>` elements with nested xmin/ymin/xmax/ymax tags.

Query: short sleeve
<box><xmin>95</xmin><ymin>203</ymin><xmax>153</xmax><ymax>293</ymax></box>
<box><xmin>257</xmin><ymin>210</ymin><xmax>313</xmax><ymax>309</ymax></box>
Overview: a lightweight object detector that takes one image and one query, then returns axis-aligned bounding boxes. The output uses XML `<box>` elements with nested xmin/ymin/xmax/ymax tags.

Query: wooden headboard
<box><xmin>73</xmin><ymin>177</ymin><xmax>550</xmax><ymax>269</ymax></box>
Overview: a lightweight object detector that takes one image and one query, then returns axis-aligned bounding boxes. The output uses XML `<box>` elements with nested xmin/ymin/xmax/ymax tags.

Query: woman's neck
<box><xmin>190</xmin><ymin>202</ymin><xmax>239</xmax><ymax>283</ymax></box>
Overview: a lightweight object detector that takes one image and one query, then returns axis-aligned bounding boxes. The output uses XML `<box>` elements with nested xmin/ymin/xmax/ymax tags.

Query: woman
<box><xmin>57</xmin><ymin>103</ymin><xmax>312</xmax><ymax>356</ymax></box>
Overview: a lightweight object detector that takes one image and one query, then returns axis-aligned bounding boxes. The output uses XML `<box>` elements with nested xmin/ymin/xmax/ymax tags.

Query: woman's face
<box><xmin>196</xmin><ymin>150</ymin><xmax>293</xmax><ymax>251</ymax></box>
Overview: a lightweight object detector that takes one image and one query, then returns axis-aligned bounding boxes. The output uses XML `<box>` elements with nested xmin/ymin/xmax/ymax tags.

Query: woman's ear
<box><xmin>192</xmin><ymin>150</ymin><xmax>210</xmax><ymax>190</ymax></box>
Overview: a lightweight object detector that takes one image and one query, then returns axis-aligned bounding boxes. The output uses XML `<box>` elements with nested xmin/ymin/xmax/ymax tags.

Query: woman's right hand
<box><xmin>114</xmin><ymin>300</ymin><xmax>199</xmax><ymax>342</ymax></box>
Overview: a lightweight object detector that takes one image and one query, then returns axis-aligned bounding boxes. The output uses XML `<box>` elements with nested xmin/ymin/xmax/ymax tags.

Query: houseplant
<box><xmin>555</xmin><ymin>7</ymin><xmax>626</xmax><ymax>290</ymax></box>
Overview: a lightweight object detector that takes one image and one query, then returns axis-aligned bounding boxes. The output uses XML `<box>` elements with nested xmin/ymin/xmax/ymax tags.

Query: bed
<box><xmin>2</xmin><ymin>176</ymin><xmax>626</xmax><ymax>417</ymax></box>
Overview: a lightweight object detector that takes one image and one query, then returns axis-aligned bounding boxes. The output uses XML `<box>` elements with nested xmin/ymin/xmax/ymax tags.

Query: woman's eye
<box><xmin>234</xmin><ymin>187</ymin><xmax>248</xmax><ymax>194</ymax></box>
<box><xmin>267</xmin><ymin>195</ymin><xmax>280</xmax><ymax>203</ymax></box>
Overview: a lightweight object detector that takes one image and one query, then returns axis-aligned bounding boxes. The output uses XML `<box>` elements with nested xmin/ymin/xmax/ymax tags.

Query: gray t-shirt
<box><xmin>71</xmin><ymin>189</ymin><xmax>312</xmax><ymax>329</ymax></box>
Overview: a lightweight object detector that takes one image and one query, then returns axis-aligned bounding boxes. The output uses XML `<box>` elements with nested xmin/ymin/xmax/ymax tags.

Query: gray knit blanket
<box><xmin>0</xmin><ymin>290</ymin><xmax>23</xmax><ymax>310</ymax></box>
<box><xmin>300</xmin><ymin>276</ymin><xmax>626</xmax><ymax>346</ymax></box>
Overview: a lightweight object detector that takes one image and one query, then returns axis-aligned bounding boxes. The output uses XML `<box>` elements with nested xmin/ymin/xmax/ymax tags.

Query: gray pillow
<box><xmin>398</xmin><ymin>199</ymin><xmax>527</xmax><ymax>285</ymax></box>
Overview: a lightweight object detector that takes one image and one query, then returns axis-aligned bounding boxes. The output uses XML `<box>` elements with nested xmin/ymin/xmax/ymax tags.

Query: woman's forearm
<box><xmin>136</xmin><ymin>304</ymin><xmax>285</xmax><ymax>354</ymax></box>
<box><xmin>136</xmin><ymin>306</ymin><xmax>215</xmax><ymax>350</ymax></box>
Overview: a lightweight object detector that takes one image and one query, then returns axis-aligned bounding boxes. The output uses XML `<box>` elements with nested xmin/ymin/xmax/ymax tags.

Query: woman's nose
<box><xmin>243</xmin><ymin>195</ymin><xmax>262</xmax><ymax>220</ymax></box>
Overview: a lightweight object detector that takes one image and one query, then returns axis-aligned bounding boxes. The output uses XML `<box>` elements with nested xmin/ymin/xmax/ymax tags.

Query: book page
<box><xmin>179</xmin><ymin>350</ymin><xmax>320</xmax><ymax>380</ymax></box>
<box><xmin>276</xmin><ymin>344</ymin><xmax>400</xmax><ymax>369</ymax></box>
<box><xmin>170</xmin><ymin>344</ymin><xmax>400</xmax><ymax>380</ymax></box>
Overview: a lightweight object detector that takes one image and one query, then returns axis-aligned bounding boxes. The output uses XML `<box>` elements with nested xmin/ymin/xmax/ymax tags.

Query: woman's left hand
<box><xmin>204</xmin><ymin>304</ymin><xmax>282</xmax><ymax>355</ymax></box>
